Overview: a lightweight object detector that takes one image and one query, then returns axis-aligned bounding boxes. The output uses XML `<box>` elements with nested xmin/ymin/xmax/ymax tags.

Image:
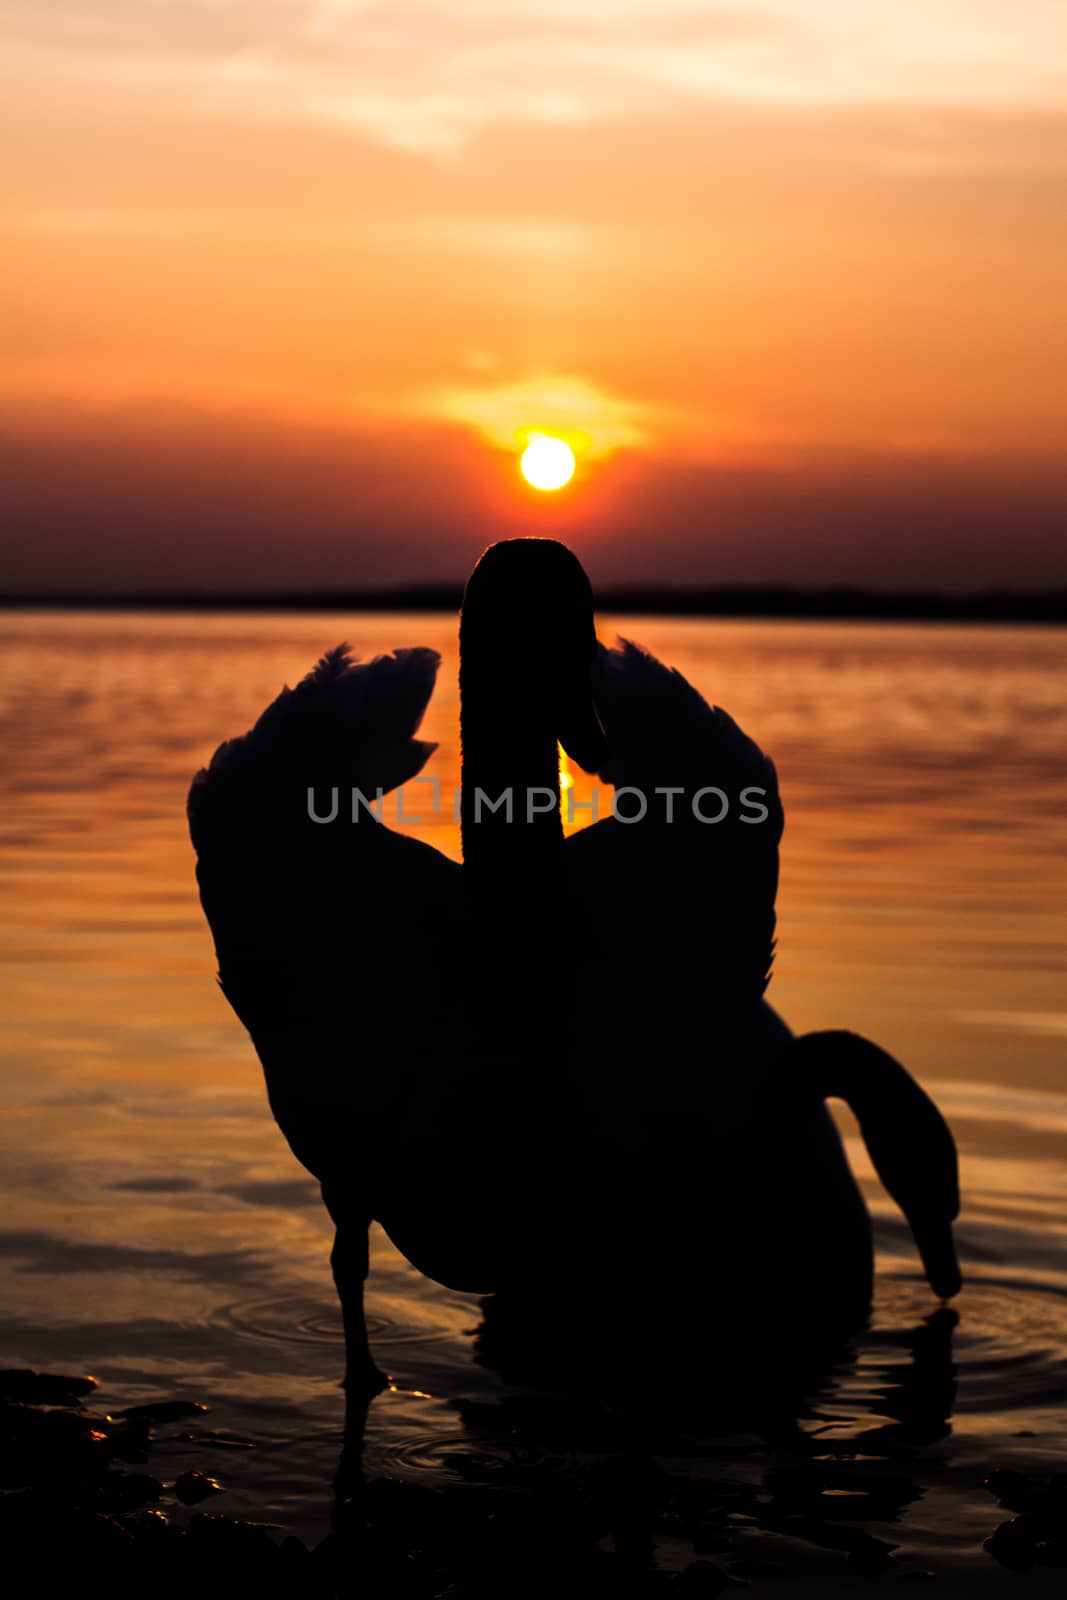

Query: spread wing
<box><xmin>187</xmin><ymin>644</ymin><xmax>460</xmax><ymax>1180</ymax></box>
<box><xmin>566</xmin><ymin>639</ymin><xmax>784</xmax><ymax>1104</ymax></box>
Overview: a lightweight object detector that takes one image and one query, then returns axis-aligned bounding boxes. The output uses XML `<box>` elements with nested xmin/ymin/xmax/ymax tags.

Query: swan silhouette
<box><xmin>187</xmin><ymin>538</ymin><xmax>960</xmax><ymax>1397</ymax></box>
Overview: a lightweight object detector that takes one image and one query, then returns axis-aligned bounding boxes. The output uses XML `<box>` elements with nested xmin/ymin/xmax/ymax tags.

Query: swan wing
<box><xmin>566</xmin><ymin>638</ymin><xmax>783</xmax><ymax>1117</ymax></box>
<box><xmin>188</xmin><ymin>643</ymin><xmax>460</xmax><ymax>1179</ymax></box>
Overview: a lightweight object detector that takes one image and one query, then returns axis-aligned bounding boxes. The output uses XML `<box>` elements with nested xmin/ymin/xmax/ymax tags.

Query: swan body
<box><xmin>188</xmin><ymin>539</ymin><xmax>960</xmax><ymax>1392</ymax></box>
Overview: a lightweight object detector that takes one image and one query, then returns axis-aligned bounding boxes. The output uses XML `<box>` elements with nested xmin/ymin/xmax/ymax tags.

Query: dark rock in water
<box><xmin>985</xmin><ymin>1517</ymin><xmax>1039</xmax><ymax>1572</ymax></box>
<box><xmin>0</xmin><ymin>1376</ymin><xmax>327</xmax><ymax>1599</ymax></box>
<box><xmin>984</xmin><ymin>1469</ymin><xmax>1067</xmax><ymax>1549</ymax></box>
<box><xmin>99</xmin><ymin>1414</ymin><xmax>151</xmax><ymax>1464</ymax></box>
<box><xmin>174</xmin><ymin>1470</ymin><xmax>223</xmax><ymax>1505</ymax></box>
<box><xmin>985</xmin><ymin>1467</ymin><xmax>1042</xmax><ymax>1514</ymax></box>
<box><xmin>124</xmin><ymin>1507</ymin><xmax>170</xmax><ymax>1538</ymax></box>
<box><xmin>186</xmin><ymin>1511</ymin><xmax>278</xmax><ymax>1548</ymax></box>
<box><xmin>5</xmin><ymin>1500</ymin><xmax>134</xmax><ymax>1555</ymax></box>
<box><xmin>0</xmin><ymin>1369</ymin><xmax>98</xmax><ymax>1407</ymax></box>
<box><xmin>185</xmin><ymin>1512</ymin><xmax>280</xmax><ymax>1578</ymax></box>
<box><xmin>110</xmin><ymin>1399</ymin><xmax>208</xmax><ymax>1425</ymax></box>
<box><xmin>846</xmin><ymin>1536</ymin><xmax>896</xmax><ymax>1575</ymax></box>
<box><xmin>86</xmin><ymin>1469</ymin><xmax>165</xmax><ymax>1513</ymax></box>
<box><xmin>1</xmin><ymin>1398</ymin><xmax>104</xmax><ymax>1444</ymax></box>
<box><xmin>68</xmin><ymin>1509</ymin><xmax>137</xmax><ymax>1556</ymax></box>
<box><xmin>1</xmin><ymin>1399</ymin><xmax>113</xmax><ymax>1487</ymax></box>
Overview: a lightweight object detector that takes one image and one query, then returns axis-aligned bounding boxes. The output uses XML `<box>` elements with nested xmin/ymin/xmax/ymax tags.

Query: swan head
<box><xmin>461</xmin><ymin>538</ymin><xmax>607</xmax><ymax>773</ymax></box>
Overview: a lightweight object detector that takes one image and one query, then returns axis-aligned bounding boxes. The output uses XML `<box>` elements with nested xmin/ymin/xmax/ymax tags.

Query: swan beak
<box><xmin>557</xmin><ymin>681</ymin><xmax>608</xmax><ymax>774</ymax></box>
<box><xmin>911</xmin><ymin>1215</ymin><xmax>963</xmax><ymax>1301</ymax></box>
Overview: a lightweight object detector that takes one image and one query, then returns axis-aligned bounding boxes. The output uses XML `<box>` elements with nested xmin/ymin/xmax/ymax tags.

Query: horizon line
<box><xmin>2</xmin><ymin>584</ymin><xmax>1066</xmax><ymax>624</ymax></box>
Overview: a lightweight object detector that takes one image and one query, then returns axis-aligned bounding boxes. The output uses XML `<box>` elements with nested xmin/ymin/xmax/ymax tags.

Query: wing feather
<box><xmin>568</xmin><ymin>638</ymin><xmax>783</xmax><ymax>1065</ymax></box>
<box><xmin>187</xmin><ymin>643</ymin><xmax>459</xmax><ymax>1177</ymax></box>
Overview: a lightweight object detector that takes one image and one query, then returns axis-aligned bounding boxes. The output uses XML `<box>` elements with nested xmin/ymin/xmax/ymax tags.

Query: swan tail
<box><xmin>789</xmin><ymin>1030</ymin><xmax>962</xmax><ymax>1300</ymax></box>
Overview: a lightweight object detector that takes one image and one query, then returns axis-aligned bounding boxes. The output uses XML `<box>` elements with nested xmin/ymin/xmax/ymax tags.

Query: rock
<box><xmin>0</xmin><ymin>1399</ymin><xmax>112</xmax><ymax>1485</ymax></box>
<box><xmin>69</xmin><ymin>1510</ymin><xmax>136</xmax><ymax>1557</ymax></box>
<box><xmin>92</xmin><ymin>1470</ymin><xmax>165</xmax><ymax>1511</ymax></box>
<box><xmin>0</xmin><ymin>1370</ymin><xmax>98</xmax><ymax>1407</ymax></box>
<box><xmin>182</xmin><ymin>1513</ymin><xmax>281</xmax><ymax>1586</ymax></box>
<box><xmin>984</xmin><ymin>1468</ymin><xmax>1040</xmax><ymax>1513</ymax></box>
<box><xmin>110</xmin><ymin>1400</ymin><xmax>208</xmax><ymax>1425</ymax></box>
<box><xmin>185</xmin><ymin>1511</ymin><xmax>277</xmax><ymax>1554</ymax></box>
<box><xmin>124</xmin><ymin>1508</ymin><xmax>170</xmax><ymax>1539</ymax></box>
<box><xmin>984</xmin><ymin>1471</ymin><xmax>1067</xmax><ymax>1539</ymax></box>
<box><xmin>174</xmin><ymin>1470</ymin><xmax>223</xmax><ymax>1505</ymax></box>
<box><xmin>99</xmin><ymin>1414</ymin><xmax>151</xmax><ymax>1465</ymax></box>
<box><xmin>847</xmin><ymin>1536</ymin><xmax>896</xmax><ymax>1575</ymax></box>
<box><xmin>985</xmin><ymin>1517</ymin><xmax>1038</xmax><ymax>1573</ymax></box>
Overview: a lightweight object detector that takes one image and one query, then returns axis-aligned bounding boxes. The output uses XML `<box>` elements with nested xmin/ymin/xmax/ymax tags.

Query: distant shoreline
<box><xmin>2</xmin><ymin>587</ymin><xmax>1065</xmax><ymax>624</ymax></box>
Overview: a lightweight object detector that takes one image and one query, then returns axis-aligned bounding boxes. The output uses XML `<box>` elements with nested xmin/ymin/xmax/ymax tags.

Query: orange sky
<box><xmin>2</xmin><ymin>2</ymin><xmax>1065</xmax><ymax>591</ymax></box>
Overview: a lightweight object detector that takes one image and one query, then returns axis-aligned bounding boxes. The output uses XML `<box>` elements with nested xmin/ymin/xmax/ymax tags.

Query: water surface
<box><xmin>2</xmin><ymin>612</ymin><xmax>1066</xmax><ymax>1588</ymax></box>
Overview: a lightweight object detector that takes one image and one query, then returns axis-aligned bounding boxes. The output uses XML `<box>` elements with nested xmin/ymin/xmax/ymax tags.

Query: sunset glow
<box><xmin>1</xmin><ymin>3</ymin><xmax>1064</xmax><ymax>592</ymax></box>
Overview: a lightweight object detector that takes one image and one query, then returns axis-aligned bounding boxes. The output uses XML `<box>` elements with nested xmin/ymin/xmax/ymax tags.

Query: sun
<box><xmin>520</xmin><ymin>434</ymin><xmax>575</xmax><ymax>492</ymax></box>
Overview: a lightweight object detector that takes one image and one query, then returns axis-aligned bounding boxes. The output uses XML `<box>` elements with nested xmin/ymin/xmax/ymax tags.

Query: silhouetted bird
<box><xmin>187</xmin><ymin>538</ymin><xmax>960</xmax><ymax>1398</ymax></box>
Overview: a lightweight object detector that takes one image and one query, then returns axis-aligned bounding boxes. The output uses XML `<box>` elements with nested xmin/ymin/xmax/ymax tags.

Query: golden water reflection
<box><xmin>1</xmin><ymin>611</ymin><xmax>1066</xmax><ymax>1567</ymax></box>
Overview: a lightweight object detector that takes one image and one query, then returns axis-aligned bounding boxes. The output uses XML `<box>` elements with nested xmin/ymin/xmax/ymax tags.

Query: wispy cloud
<box><xmin>3</xmin><ymin>2</ymin><xmax>1063</xmax><ymax>158</ymax></box>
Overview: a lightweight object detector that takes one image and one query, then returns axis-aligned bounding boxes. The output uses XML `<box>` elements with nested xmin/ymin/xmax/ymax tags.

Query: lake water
<box><xmin>2</xmin><ymin>611</ymin><xmax>1066</xmax><ymax>1590</ymax></box>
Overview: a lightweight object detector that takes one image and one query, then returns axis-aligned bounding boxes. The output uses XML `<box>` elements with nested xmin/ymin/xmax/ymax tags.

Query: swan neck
<box><xmin>785</xmin><ymin>1031</ymin><xmax>913</xmax><ymax>1129</ymax></box>
<box><xmin>459</xmin><ymin>664</ymin><xmax>563</xmax><ymax>869</ymax></box>
<box><xmin>458</xmin><ymin>636</ymin><xmax>568</xmax><ymax>1067</ymax></box>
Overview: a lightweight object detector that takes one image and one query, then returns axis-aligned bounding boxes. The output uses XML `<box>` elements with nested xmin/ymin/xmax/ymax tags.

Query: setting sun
<box><xmin>520</xmin><ymin>435</ymin><xmax>575</xmax><ymax>492</ymax></box>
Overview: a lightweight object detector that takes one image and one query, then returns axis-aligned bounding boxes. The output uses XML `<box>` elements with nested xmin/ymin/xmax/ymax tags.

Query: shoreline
<box><xmin>2</xmin><ymin>588</ymin><xmax>1066</xmax><ymax>625</ymax></box>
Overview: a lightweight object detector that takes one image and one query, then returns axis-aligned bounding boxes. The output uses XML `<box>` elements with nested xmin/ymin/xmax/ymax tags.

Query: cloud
<box><xmin>2</xmin><ymin>2</ymin><xmax>1063</xmax><ymax>159</ymax></box>
<box><xmin>1</xmin><ymin>3</ymin><xmax>1062</xmax><ymax>588</ymax></box>
<box><xmin>424</xmin><ymin>373</ymin><xmax>650</xmax><ymax>458</ymax></box>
